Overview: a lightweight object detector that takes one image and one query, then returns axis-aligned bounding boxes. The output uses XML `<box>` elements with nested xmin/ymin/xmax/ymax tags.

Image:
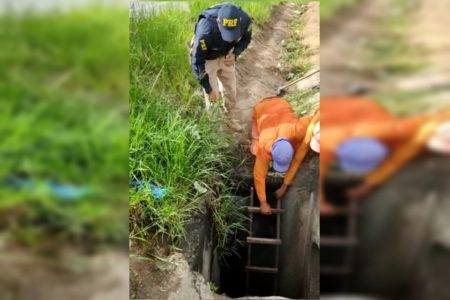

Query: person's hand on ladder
<box><xmin>260</xmin><ymin>201</ymin><xmax>272</xmax><ymax>215</ymax></box>
<box><xmin>346</xmin><ymin>182</ymin><xmax>373</xmax><ymax>199</ymax></box>
<box><xmin>275</xmin><ymin>183</ymin><xmax>288</xmax><ymax>200</ymax></box>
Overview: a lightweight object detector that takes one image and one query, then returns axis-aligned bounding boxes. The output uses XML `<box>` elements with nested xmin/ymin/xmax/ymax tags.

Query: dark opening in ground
<box><xmin>321</xmin><ymin>174</ymin><xmax>362</xmax><ymax>294</ymax></box>
<box><xmin>218</xmin><ymin>184</ymin><xmax>281</xmax><ymax>298</ymax></box>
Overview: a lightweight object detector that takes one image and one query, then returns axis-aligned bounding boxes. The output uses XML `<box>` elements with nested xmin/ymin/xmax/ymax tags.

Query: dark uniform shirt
<box><xmin>190</xmin><ymin>4</ymin><xmax>252</xmax><ymax>93</ymax></box>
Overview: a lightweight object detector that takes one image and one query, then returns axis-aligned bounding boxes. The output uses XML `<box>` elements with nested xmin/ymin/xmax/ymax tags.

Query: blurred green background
<box><xmin>0</xmin><ymin>5</ymin><xmax>129</xmax><ymax>248</ymax></box>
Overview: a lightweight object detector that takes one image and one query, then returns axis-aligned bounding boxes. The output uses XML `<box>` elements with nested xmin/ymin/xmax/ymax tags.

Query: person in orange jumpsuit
<box><xmin>251</xmin><ymin>96</ymin><xmax>318</xmax><ymax>215</ymax></box>
<box><xmin>321</xmin><ymin>95</ymin><xmax>450</xmax><ymax>215</ymax></box>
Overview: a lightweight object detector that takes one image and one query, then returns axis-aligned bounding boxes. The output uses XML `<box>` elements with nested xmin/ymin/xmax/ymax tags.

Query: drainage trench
<box><xmin>218</xmin><ymin>182</ymin><xmax>281</xmax><ymax>298</ymax></box>
<box><xmin>204</xmin><ymin>152</ymin><xmax>320</xmax><ymax>299</ymax></box>
<box><xmin>320</xmin><ymin>155</ymin><xmax>450</xmax><ymax>299</ymax></box>
<box><xmin>320</xmin><ymin>173</ymin><xmax>362</xmax><ymax>294</ymax></box>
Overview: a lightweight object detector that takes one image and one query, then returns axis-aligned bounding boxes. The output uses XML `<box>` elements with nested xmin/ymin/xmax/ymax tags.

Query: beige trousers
<box><xmin>204</xmin><ymin>57</ymin><xmax>237</xmax><ymax>113</ymax></box>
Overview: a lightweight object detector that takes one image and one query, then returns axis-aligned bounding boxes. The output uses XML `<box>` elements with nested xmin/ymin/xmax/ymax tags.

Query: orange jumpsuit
<box><xmin>251</xmin><ymin>96</ymin><xmax>315</xmax><ymax>204</ymax></box>
<box><xmin>320</xmin><ymin>96</ymin><xmax>436</xmax><ymax>214</ymax></box>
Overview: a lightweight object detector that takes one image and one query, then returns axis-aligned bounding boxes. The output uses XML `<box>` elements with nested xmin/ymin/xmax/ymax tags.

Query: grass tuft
<box><xmin>279</xmin><ymin>4</ymin><xmax>312</xmax><ymax>80</ymax></box>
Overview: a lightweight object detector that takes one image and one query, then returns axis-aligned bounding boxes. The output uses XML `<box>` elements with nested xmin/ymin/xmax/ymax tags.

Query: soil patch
<box><xmin>0</xmin><ymin>241</ymin><xmax>128</xmax><ymax>300</ymax></box>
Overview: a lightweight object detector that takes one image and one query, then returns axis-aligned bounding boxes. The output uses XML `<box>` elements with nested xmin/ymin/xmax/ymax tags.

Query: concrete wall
<box><xmin>354</xmin><ymin>154</ymin><xmax>450</xmax><ymax>299</ymax></box>
<box><xmin>278</xmin><ymin>152</ymin><xmax>320</xmax><ymax>299</ymax></box>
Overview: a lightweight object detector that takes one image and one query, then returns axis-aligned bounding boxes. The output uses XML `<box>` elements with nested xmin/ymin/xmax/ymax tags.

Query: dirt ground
<box><xmin>129</xmin><ymin>241</ymin><xmax>226</xmax><ymax>300</ymax></box>
<box><xmin>233</xmin><ymin>2</ymin><xmax>320</xmax><ymax>140</ymax></box>
<box><xmin>0</xmin><ymin>239</ymin><xmax>128</xmax><ymax>300</ymax></box>
<box><xmin>292</xmin><ymin>2</ymin><xmax>320</xmax><ymax>92</ymax></box>
<box><xmin>320</xmin><ymin>0</ymin><xmax>387</xmax><ymax>96</ymax></box>
<box><xmin>233</xmin><ymin>3</ymin><xmax>295</xmax><ymax>137</ymax></box>
<box><xmin>130</xmin><ymin>241</ymin><xmax>174</xmax><ymax>299</ymax></box>
<box><xmin>321</xmin><ymin>0</ymin><xmax>450</xmax><ymax>110</ymax></box>
<box><xmin>409</xmin><ymin>0</ymin><xmax>450</xmax><ymax>74</ymax></box>
<box><xmin>396</xmin><ymin>0</ymin><xmax>450</xmax><ymax>109</ymax></box>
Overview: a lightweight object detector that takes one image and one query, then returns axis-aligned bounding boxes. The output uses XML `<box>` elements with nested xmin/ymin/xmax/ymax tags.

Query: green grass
<box><xmin>0</xmin><ymin>8</ymin><xmax>129</xmax><ymax>246</ymax></box>
<box><xmin>129</xmin><ymin>1</ymin><xmax>290</xmax><ymax>256</ymax></box>
<box><xmin>279</xmin><ymin>2</ymin><xmax>318</xmax><ymax>115</ymax></box>
<box><xmin>320</xmin><ymin>0</ymin><xmax>359</xmax><ymax>21</ymax></box>
<box><xmin>1</xmin><ymin>8</ymin><xmax>128</xmax><ymax>101</ymax></box>
<box><xmin>279</xmin><ymin>3</ymin><xmax>312</xmax><ymax>80</ymax></box>
<box><xmin>130</xmin><ymin>0</ymin><xmax>285</xmax><ymax>99</ymax></box>
<box><xmin>365</xmin><ymin>0</ymin><xmax>424</xmax><ymax>77</ymax></box>
<box><xmin>286</xmin><ymin>89</ymin><xmax>319</xmax><ymax>116</ymax></box>
<box><xmin>373</xmin><ymin>89</ymin><xmax>448</xmax><ymax>116</ymax></box>
<box><xmin>370</xmin><ymin>1</ymin><xmax>436</xmax><ymax>116</ymax></box>
<box><xmin>129</xmin><ymin>83</ymin><xmax>243</xmax><ymax>244</ymax></box>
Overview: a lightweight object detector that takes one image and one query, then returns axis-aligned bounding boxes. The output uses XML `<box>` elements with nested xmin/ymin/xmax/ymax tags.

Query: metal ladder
<box><xmin>320</xmin><ymin>200</ymin><xmax>359</xmax><ymax>287</ymax></box>
<box><xmin>245</xmin><ymin>186</ymin><xmax>284</xmax><ymax>295</ymax></box>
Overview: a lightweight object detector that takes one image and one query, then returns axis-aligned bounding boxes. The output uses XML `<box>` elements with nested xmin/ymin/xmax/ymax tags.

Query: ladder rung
<box><xmin>247</xmin><ymin>237</ymin><xmax>281</xmax><ymax>245</ymax></box>
<box><xmin>320</xmin><ymin>266</ymin><xmax>352</xmax><ymax>275</ymax></box>
<box><xmin>246</xmin><ymin>266</ymin><xmax>279</xmax><ymax>274</ymax></box>
<box><xmin>246</xmin><ymin>206</ymin><xmax>284</xmax><ymax>213</ymax></box>
<box><xmin>321</xmin><ymin>236</ymin><xmax>358</xmax><ymax>247</ymax></box>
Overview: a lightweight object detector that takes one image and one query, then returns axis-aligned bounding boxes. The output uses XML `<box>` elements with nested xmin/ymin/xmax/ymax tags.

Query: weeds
<box><xmin>286</xmin><ymin>89</ymin><xmax>320</xmax><ymax>116</ymax></box>
<box><xmin>365</xmin><ymin>0</ymin><xmax>424</xmax><ymax>77</ymax></box>
<box><xmin>208</xmin><ymin>281</ymin><xmax>219</xmax><ymax>293</ymax></box>
<box><xmin>280</xmin><ymin>4</ymin><xmax>312</xmax><ymax>80</ymax></box>
<box><xmin>128</xmin><ymin>70</ymin><xmax>239</xmax><ymax>245</ymax></box>
<box><xmin>373</xmin><ymin>89</ymin><xmax>446</xmax><ymax>116</ymax></box>
<box><xmin>280</xmin><ymin>2</ymin><xmax>318</xmax><ymax>115</ymax></box>
<box><xmin>320</xmin><ymin>0</ymin><xmax>360</xmax><ymax>22</ymax></box>
<box><xmin>0</xmin><ymin>8</ymin><xmax>128</xmax><ymax>246</ymax></box>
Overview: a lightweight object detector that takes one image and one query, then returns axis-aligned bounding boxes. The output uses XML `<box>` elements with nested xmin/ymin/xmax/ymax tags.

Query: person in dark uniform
<box><xmin>190</xmin><ymin>4</ymin><xmax>252</xmax><ymax>131</ymax></box>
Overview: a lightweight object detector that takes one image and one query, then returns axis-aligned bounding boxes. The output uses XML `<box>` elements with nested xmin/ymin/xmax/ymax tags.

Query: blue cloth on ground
<box><xmin>3</xmin><ymin>177</ymin><xmax>91</xmax><ymax>201</ymax></box>
<box><xmin>130</xmin><ymin>178</ymin><xmax>167</xmax><ymax>200</ymax></box>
